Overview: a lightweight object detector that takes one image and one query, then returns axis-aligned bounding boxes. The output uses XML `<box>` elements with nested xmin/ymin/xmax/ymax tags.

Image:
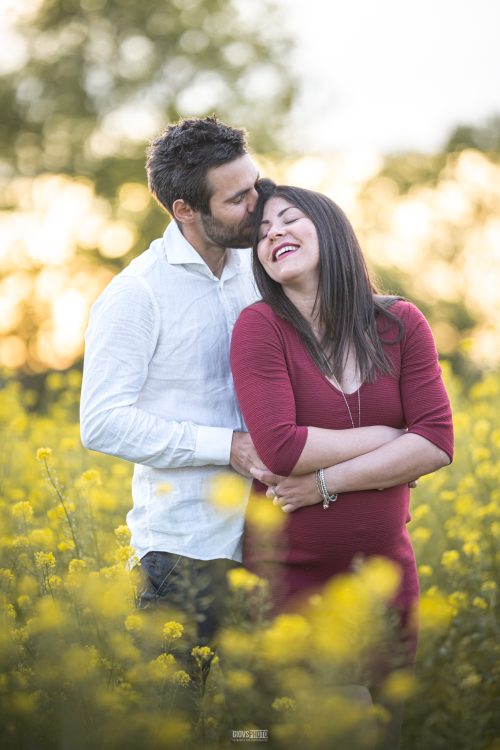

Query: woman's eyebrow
<box><xmin>260</xmin><ymin>206</ymin><xmax>296</xmax><ymax>226</ymax></box>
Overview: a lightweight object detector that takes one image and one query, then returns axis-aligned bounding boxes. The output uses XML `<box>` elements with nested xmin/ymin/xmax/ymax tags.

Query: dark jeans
<box><xmin>137</xmin><ymin>551</ymin><xmax>238</xmax><ymax>645</ymax></box>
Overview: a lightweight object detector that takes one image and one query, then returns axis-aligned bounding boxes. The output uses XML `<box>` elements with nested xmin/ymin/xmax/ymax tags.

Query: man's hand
<box><xmin>230</xmin><ymin>432</ymin><xmax>265</xmax><ymax>478</ymax></box>
<box><xmin>250</xmin><ymin>467</ymin><xmax>321</xmax><ymax>513</ymax></box>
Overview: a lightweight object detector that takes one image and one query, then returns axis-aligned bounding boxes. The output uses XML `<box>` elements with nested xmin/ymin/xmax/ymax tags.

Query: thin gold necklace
<box><xmin>328</xmin><ymin>372</ymin><xmax>361</xmax><ymax>428</ymax></box>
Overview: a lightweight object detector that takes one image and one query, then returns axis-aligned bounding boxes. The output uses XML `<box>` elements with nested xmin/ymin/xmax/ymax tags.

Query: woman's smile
<box><xmin>272</xmin><ymin>243</ymin><xmax>300</xmax><ymax>262</ymax></box>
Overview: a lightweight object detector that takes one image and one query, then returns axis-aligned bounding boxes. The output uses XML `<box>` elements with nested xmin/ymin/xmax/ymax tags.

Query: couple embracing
<box><xmin>80</xmin><ymin>116</ymin><xmax>453</xmax><ymax>735</ymax></box>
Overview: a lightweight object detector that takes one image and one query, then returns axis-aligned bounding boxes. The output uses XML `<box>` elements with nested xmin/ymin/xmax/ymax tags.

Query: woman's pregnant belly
<box><xmin>244</xmin><ymin>483</ymin><xmax>411</xmax><ymax>571</ymax></box>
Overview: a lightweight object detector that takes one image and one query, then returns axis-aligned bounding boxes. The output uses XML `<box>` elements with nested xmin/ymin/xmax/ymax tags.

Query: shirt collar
<box><xmin>162</xmin><ymin>220</ymin><xmax>247</xmax><ymax>279</ymax></box>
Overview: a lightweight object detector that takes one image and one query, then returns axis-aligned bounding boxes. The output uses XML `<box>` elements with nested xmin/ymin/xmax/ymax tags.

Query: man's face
<box><xmin>200</xmin><ymin>155</ymin><xmax>260</xmax><ymax>249</ymax></box>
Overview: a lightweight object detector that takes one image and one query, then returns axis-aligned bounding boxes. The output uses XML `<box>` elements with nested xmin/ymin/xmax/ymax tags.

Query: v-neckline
<box><xmin>323</xmin><ymin>374</ymin><xmax>364</xmax><ymax>396</ymax></box>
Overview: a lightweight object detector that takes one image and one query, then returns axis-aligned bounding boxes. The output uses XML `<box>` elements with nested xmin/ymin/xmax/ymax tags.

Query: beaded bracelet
<box><xmin>315</xmin><ymin>468</ymin><xmax>338</xmax><ymax>509</ymax></box>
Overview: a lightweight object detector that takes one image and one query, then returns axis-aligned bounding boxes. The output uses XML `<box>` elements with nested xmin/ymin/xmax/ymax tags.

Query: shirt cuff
<box><xmin>195</xmin><ymin>426</ymin><xmax>234</xmax><ymax>466</ymax></box>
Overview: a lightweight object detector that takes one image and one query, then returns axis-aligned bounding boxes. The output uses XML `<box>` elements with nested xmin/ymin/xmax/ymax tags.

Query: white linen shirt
<box><xmin>80</xmin><ymin>220</ymin><xmax>259</xmax><ymax>562</ymax></box>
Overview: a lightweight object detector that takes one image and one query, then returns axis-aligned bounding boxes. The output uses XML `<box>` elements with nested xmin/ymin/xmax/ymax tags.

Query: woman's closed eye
<box><xmin>258</xmin><ymin>215</ymin><xmax>303</xmax><ymax>241</ymax></box>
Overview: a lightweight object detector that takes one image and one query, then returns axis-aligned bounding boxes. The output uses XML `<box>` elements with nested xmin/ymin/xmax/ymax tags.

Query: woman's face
<box><xmin>256</xmin><ymin>196</ymin><xmax>320</xmax><ymax>290</ymax></box>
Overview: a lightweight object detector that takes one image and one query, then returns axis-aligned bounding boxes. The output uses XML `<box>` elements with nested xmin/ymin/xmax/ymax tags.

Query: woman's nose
<box><xmin>267</xmin><ymin>223</ymin><xmax>284</xmax><ymax>241</ymax></box>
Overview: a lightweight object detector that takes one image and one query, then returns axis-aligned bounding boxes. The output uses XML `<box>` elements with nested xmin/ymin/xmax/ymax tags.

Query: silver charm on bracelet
<box><xmin>315</xmin><ymin>468</ymin><xmax>338</xmax><ymax>509</ymax></box>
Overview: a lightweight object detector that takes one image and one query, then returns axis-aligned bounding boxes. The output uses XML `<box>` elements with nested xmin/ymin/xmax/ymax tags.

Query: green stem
<box><xmin>44</xmin><ymin>458</ymin><xmax>82</xmax><ymax>558</ymax></box>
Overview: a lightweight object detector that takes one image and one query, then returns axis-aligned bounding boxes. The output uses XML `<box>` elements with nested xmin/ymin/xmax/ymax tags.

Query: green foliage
<box><xmin>445</xmin><ymin>116</ymin><xmax>500</xmax><ymax>156</ymax></box>
<box><xmin>1</xmin><ymin>0</ymin><xmax>295</xmax><ymax>187</ymax></box>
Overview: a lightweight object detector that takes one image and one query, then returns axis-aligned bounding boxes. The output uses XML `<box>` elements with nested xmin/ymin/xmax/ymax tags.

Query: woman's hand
<box><xmin>250</xmin><ymin>467</ymin><xmax>321</xmax><ymax>513</ymax></box>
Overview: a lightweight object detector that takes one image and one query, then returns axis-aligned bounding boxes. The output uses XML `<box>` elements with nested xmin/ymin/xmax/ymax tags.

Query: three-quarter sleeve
<box><xmin>398</xmin><ymin>302</ymin><xmax>454</xmax><ymax>462</ymax></box>
<box><xmin>230</xmin><ymin>305</ymin><xmax>308</xmax><ymax>475</ymax></box>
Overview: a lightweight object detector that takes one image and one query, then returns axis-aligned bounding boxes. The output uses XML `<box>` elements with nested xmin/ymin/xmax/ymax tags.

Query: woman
<box><xmin>230</xmin><ymin>182</ymin><xmax>453</xmax><ymax>653</ymax></box>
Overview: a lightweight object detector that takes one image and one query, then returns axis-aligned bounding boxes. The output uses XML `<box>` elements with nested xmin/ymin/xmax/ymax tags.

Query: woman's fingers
<box><xmin>250</xmin><ymin>467</ymin><xmax>282</xmax><ymax>486</ymax></box>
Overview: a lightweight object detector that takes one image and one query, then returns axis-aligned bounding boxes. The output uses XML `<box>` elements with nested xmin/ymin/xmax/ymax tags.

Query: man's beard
<box><xmin>200</xmin><ymin>212</ymin><xmax>254</xmax><ymax>249</ymax></box>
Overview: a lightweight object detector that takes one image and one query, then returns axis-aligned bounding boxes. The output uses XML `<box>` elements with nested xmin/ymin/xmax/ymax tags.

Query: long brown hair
<box><xmin>252</xmin><ymin>182</ymin><xmax>403</xmax><ymax>383</ymax></box>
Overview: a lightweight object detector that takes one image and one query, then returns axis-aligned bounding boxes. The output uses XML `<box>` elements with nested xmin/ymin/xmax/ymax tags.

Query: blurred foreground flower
<box><xmin>246</xmin><ymin>494</ymin><xmax>285</xmax><ymax>531</ymax></box>
<box><xmin>227</xmin><ymin>567</ymin><xmax>266</xmax><ymax>593</ymax></box>
<box><xmin>208</xmin><ymin>472</ymin><xmax>249</xmax><ymax>511</ymax></box>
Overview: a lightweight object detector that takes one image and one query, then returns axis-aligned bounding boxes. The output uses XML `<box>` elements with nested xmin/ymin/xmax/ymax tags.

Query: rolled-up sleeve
<box><xmin>230</xmin><ymin>306</ymin><xmax>308</xmax><ymax>476</ymax></box>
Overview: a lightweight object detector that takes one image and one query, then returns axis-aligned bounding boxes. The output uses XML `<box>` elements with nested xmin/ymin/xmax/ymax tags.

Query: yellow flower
<box><xmin>163</xmin><ymin>621</ymin><xmax>184</xmax><ymax>641</ymax></box>
<box><xmin>418</xmin><ymin>565</ymin><xmax>433</xmax><ymax>578</ymax></box>
<box><xmin>261</xmin><ymin>614</ymin><xmax>311</xmax><ymax>665</ymax></box>
<box><xmin>57</xmin><ymin>540</ymin><xmax>75</xmax><ymax>552</ymax></box>
<box><xmin>114</xmin><ymin>545</ymin><xmax>135</xmax><ymax>564</ymax></box>
<box><xmin>272</xmin><ymin>696</ymin><xmax>296</xmax><ymax>712</ymax></box>
<box><xmin>226</xmin><ymin>669</ymin><xmax>255</xmax><ymax>692</ymax></box>
<box><xmin>155</xmin><ymin>718</ymin><xmax>190</xmax><ymax>744</ymax></box>
<box><xmin>34</xmin><ymin>551</ymin><xmax>56</xmax><ymax>571</ymax></box>
<box><xmin>358</xmin><ymin>556</ymin><xmax>401</xmax><ymax>601</ymax></box>
<box><xmin>11</xmin><ymin>502</ymin><xmax>34</xmax><ymax>522</ymax></box>
<box><xmin>461</xmin><ymin>672</ymin><xmax>481</xmax><ymax>688</ymax></box>
<box><xmin>208</xmin><ymin>472</ymin><xmax>249</xmax><ymax>511</ymax></box>
<box><xmin>246</xmin><ymin>495</ymin><xmax>285</xmax><ymax>531</ymax></box>
<box><xmin>125</xmin><ymin>614</ymin><xmax>143</xmax><ymax>633</ymax></box>
<box><xmin>381</xmin><ymin>670</ymin><xmax>418</xmax><ymax>702</ymax></box>
<box><xmin>172</xmin><ymin>670</ymin><xmax>191</xmax><ymax>687</ymax></box>
<box><xmin>17</xmin><ymin>595</ymin><xmax>31</xmax><ymax>610</ymax></box>
<box><xmin>413</xmin><ymin>503</ymin><xmax>430</xmax><ymax>521</ymax></box>
<box><xmin>439</xmin><ymin>490</ymin><xmax>456</xmax><ymax>502</ymax></box>
<box><xmin>473</xmin><ymin>418</ymin><xmax>490</xmax><ymax>441</ymax></box>
<box><xmin>47</xmin><ymin>575</ymin><xmax>62</xmax><ymax>591</ymax></box>
<box><xmin>472</xmin><ymin>597</ymin><xmax>488</xmax><ymax>609</ymax></box>
<box><xmin>27</xmin><ymin>598</ymin><xmax>68</xmax><ymax>634</ymax></box>
<box><xmin>472</xmin><ymin>447</ymin><xmax>490</xmax><ymax>462</ymax></box>
<box><xmin>463</xmin><ymin>541</ymin><xmax>480</xmax><ymax>558</ymax></box>
<box><xmin>448</xmin><ymin>591</ymin><xmax>468</xmax><ymax>611</ymax></box>
<box><xmin>191</xmin><ymin>645</ymin><xmax>215</xmax><ymax>667</ymax></box>
<box><xmin>411</xmin><ymin>527</ymin><xmax>432</xmax><ymax>543</ymax></box>
<box><xmin>441</xmin><ymin>550</ymin><xmax>460</xmax><ymax>569</ymax></box>
<box><xmin>29</xmin><ymin>528</ymin><xmax>56</xmax><ymax>549</ymax></box>
<box><xmin>481</xmin><ymin>580</ymin><xmax>497</xmax><ymax>593</ymax></box>
<box><xmin>227</xmin><ymin>567</ymin><xmax>266</xmax><ymax>593</ymax></box>
<box><xmin>36</xmin><ymin>447</ymin><xmax>52</xmax><ymax>461</ymax></box>
<box><xmin>63</xmin><ymin>646</ymin><xmax>99</xmax><ymax>680</ymax></box>
<box><xmin>419</xmin><ymin>591</ymin><xmax>453</xmax><ymax>631</ymax></box>
<box><xmin>68</xmin><ymin>559</ymin><xmax>87</xmax><ymax>574</ymax></box>
<box><xmin>219</xmin><ymin>628</ymin><xmax>254</xmax><ymax>659</ymax></box>
<box><xmin>0</xmin><ymin>568</ymin><xmax>15</xmax><ymax>587</ymax></box>
<box><xmin>78</xmin><ymin>469</ymin><xmax>101</xmax><ymax>486</ymax></box>
<box><xmin>47</xmin><ymin>506</ymin><xmax>66</xmax><ymax>522</ymax></box>
<box><xmin>9</xmin><ymin>691</ymin><xmax>39</xmax><ymax>716</ymax></box>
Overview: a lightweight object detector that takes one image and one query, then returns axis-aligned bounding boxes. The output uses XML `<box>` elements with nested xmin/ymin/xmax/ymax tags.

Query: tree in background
<box><xmin>0</xmin><ymin>0</ymin><xmax>296</xmax><ymax>372</ymax></box>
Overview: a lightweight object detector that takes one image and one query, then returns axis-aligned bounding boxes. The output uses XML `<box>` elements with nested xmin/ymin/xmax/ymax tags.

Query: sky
<box><xmin>282</xmin><ymin>0</ymin><xmax>500</xmax><ymax>154</ymax></box>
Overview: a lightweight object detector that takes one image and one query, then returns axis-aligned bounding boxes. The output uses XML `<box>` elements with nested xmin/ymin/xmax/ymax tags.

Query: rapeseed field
<box><xmin>0</xmin><ymin>366</ymin><xmax>498</xmax><ymax>749</ymax></box>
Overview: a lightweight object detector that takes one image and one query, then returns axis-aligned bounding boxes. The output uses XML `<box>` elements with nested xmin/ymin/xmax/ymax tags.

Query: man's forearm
<box><xmin>81</xmin><ymin>403</ymin><xmax>233</xmax><ymax>469</ymax></box>
<box><xmin>323</xmin><ymin>432</ymin><xmax>450</xmax><ymax>494</ymax></box>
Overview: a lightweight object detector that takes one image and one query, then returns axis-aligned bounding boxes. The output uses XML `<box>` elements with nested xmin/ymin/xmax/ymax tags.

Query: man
<box><xmin>80</xmin><ymin>116</ymin><xmax>262</xmax><ymax>642</ymax></box>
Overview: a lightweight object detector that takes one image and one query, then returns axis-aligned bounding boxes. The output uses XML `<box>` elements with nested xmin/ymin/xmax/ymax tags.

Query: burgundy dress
<box><xmin>230</xmin><ymin>300</ymin><xmax>454</xmax><ymax>626</ymax></box>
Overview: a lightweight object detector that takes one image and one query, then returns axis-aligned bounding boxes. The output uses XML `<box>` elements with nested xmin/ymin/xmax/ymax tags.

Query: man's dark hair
<box><xmin>252</xmin><ymin>183</ymin><xmax>403</xmax><ymax>383</ymax></box>
<box><xmin>146</xmin><ymin>116</ymin><xmax>248</xmax><ymax>215</ymax></box>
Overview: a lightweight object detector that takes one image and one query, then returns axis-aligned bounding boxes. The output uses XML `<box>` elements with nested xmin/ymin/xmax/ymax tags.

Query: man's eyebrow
<box><xmin>225</xmin><ymin>173</ymin><xmax>261</xmax><ymax>203</ymax></box>
<box><xmin>259</xmin><ymin>206</ymin><xmax>296</xmax><ymax>225</ymax></box>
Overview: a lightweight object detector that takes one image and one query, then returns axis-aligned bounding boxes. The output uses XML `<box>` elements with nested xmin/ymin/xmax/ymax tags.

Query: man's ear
<box><xmin>172</xmin><ymin>199</ymin><xmax>196</xmax><ymax>224</ymax></box>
